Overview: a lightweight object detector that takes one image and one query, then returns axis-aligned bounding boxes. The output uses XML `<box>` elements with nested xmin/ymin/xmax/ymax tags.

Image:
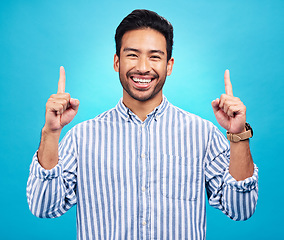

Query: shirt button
<box><xmin>141</xmin><ymin>153</ymin><xmax>145</xmax><ymax>158</ymax></box>
<box><xmin>142</xmin><ymin>221</ymin><xmax>147</xmax><ymax>226</ymax></box>
<box><xmin>142</xmin><ymin>187</ymin><xmax>146</xmax><ymax>192</ymax></box>
<box><xmin>141</xmin><ymin>123</ymin><xmax>145</xmax><ymax>128</ymax></box>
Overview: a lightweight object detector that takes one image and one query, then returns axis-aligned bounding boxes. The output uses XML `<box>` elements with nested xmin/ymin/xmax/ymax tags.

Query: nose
<box><xmin>136</xmin><ymin>56</ymin><xmax>151</xmax><ymax>73</ymax></box>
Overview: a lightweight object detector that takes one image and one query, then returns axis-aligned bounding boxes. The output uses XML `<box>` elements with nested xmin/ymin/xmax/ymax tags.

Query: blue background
<box><xmin>1</xmin><ymin>0</ymin><xmax>283</xmax><ymax>239</ymax></box>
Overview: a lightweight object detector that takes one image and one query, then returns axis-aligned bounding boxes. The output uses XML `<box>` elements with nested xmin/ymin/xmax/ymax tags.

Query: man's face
<box><xmin>114</xmin><ymin>28</ymin><xmax>174</xmax><ymax>102</ymax></box>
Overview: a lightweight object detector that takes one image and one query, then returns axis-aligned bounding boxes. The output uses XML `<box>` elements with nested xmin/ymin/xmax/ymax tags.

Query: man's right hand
<box><xmin>38</xmin><ymin>67</ymin><xmax>79</xmax><ymax>169</ymax></box>
<box><xmin>44</xmin><ymin>66</ymin><xmax>80</xmax><ymax>133</ymax></box>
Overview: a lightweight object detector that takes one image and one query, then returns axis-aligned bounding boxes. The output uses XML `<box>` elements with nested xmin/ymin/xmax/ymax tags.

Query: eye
<box><xmin>127</xmin><ymin>54</ymin><xmax>138</xmax><ymax>57</ymax></box>
<box><xmin>150</xmin><ymin>55</ymin><xmax>161</xmax><ymax>60</ymax></box>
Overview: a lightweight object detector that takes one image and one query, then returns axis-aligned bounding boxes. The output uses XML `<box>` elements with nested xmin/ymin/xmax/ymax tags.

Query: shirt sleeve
<box><xmin>26</xmin><ymin>129</ymin><xmax>78</xmax><ymax>218</ymax></box>
<box><xmin>204</xmin><ymin>125</ymin><xmax>258</xmax><ymax>221</ymax></box>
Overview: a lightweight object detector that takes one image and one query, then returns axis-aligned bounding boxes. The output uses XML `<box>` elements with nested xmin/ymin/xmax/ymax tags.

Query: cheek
<box><xmin>121</xmin><ymin>61</ymin><xmax>135</xmax><ymax>73</ymax></box>
<box><xmin>158</xmin><ymin>64</ymin><xmax>168</xmax><ymax>76</ymax></box>
<box><xmin>151</xmin><ymin>62</ymin><xmax>164</xmax><ymax>71</ymax></box>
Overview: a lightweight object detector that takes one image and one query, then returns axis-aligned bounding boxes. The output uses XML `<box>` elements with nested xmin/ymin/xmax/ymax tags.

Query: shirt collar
<box><xmin>115</xmin><ymin>95</ymin><xmax>169</xmax><ymax>122</ymax></box>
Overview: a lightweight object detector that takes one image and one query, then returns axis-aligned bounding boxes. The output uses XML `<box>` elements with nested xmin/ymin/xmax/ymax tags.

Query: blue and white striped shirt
<box><xmin>27</xmin><ymin>96</ymin><xmax>258</xmax><ymax>240</ymax></box>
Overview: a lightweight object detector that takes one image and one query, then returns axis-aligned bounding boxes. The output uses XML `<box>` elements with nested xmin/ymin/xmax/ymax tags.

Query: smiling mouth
<box><xmin>131</xmin><ymin>77</ymin><xmax>153</xmax><ymax>84</ymax></box>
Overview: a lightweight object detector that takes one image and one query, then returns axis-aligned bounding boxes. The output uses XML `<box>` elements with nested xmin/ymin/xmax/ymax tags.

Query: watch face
<box><xmin>245</xmin><ymin>123</ymin><xmax>253</xmax><ymax>136</ymax></box>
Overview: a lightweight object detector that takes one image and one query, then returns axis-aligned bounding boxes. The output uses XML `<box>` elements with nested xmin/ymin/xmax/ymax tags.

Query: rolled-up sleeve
<box><xmin>26</xmin><ymin>130</ymin><xmax>77</xmax><ymax>218</ymax></box>
<box><xmin>205</xmin><ymin>126</ymin><xmax>258</xmax><ymax>221</ymax></box>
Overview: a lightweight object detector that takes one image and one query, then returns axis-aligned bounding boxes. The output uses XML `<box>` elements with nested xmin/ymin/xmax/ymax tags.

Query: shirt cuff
<box><xmin>223</xmin><ymin>164</ymin><xmax>258</xmax><ymax>192</ymax></box>
<box><xmin>29</xmin><ymin>151</ymin><xmax>62</xmax><ymax>180</ymax></box>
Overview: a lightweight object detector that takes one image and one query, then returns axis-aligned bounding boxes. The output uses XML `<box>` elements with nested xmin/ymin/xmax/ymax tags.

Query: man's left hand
<box><xmin>211</xmin><ymin>70</ymin><xmax>246</xmax><ymax>134</ymax></box>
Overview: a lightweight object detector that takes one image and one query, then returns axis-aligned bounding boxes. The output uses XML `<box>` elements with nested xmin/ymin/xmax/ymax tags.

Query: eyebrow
<box><xmin>123</xmin><ymin>48</ymin><xmax>165</xmax><ymax>55</ymax></box>
<box><xmin>149</xmin><ymin>50</ymin><xmax>165</xmax><ymax>55</ymax></box>
<box><xmin>123</xmin><ymin>47</ymin><xmax>140</xmax><ymax>53</ymax></box>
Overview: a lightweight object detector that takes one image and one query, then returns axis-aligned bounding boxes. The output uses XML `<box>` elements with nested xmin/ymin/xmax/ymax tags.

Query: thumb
<box><xmin>70</xmin><ymin>98</ymin><xmax>80</xmax><ymax>112</ymax></box>
<box><xmin>211</xmin><ymin>98</ymin><xmax>220</xmax><ymax>113</ymax></box>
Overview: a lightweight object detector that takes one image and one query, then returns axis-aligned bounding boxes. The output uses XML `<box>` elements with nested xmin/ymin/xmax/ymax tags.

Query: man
<box><xmin>27</xmin><ymin>9</ymin><xmax>258</xmax><ymax>240</ymax></box>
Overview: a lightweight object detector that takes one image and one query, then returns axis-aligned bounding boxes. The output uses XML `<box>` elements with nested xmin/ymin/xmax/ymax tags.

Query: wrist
<box><xmin>42</xmin><ymin>125</ymin><xmax>62</xmax><ymax>135</ymax></box>
<box><xmin>238</xmin><ymin>126</ymin><xmax>247</xmax><ymax>134</ymax></box>
<box><xmin>227</xmin><ymin>123</ymin><xmax>253</xmax><ymax>142</ymax></box>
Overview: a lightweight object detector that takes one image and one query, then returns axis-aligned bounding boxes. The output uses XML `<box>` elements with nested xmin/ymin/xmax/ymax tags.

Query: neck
<box><xmin>122</xmin><ymin>91</ymin><xmax>163</xmax><ymax>121</ymax></box>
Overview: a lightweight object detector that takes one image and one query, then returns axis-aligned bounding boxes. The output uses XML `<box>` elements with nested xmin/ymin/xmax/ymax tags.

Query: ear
<box><xmin>113</xmin><ymin>54</ymin><xmax>119</xmax><ymax>72</ymax></box>
<box><xmin>166</xmin><ymin>57</ymin><xmax>174</xmax><ymax>76</ymax></box>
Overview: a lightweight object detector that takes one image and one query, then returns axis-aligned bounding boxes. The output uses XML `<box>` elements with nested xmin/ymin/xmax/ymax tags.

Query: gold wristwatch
<box><xmin>226</xmin><ymin>123</ymin><xmax>253</xmax><ymax>142</ymax></box>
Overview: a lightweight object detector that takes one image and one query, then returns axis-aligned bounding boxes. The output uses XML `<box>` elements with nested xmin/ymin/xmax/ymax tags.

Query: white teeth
<box><xmin>132</xmin><ymin>77</ymin><xmax>152</xmax><ymax>84</ymax></box>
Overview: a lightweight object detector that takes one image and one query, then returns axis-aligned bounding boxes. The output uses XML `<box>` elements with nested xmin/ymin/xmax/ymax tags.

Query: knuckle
<box><xmin>64</xmin><ymin>99</ymin><xmax>70</xmax><ymax>107</ymax></box>
<box><xmin>47</xmin><ymin>99</ymin><xmax>55</xmax><ymax>105</ymax></box>
<box><xmin>56</xmin><ymin>104</ymin><xmax>63</xmax><ymax>112</ymax></box>
<box><xmin>46</xmin><ymin>99</ymin><xmax>54</xmax><ymax>106</ymax></box>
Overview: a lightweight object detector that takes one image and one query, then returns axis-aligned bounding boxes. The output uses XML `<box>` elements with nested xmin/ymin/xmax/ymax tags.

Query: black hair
<box><xmin>115</xmin><ymin>9</ymin><xmax>173</xmax><ymax>61</ymax></box>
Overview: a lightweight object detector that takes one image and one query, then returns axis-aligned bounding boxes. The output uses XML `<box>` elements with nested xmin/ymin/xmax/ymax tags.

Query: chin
<box><xmin>129</xmin><ymin>90</ymin><xmax>160</xmax><ymax>102</ymax></box>
<box><xmin>133</xmin><ymin>96</ymin><xmax>152</xmax><ymax>102</ymax></box>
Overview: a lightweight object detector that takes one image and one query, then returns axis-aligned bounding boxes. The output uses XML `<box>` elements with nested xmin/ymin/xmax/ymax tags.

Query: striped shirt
<box><xmin>27</xmin><ymin>96</ymin><xmax>258</xmax><ymax>240</ymax></box>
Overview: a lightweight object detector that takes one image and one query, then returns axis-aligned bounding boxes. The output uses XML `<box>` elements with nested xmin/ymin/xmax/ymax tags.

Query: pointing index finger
<box><xmin>224</xmin><ymin>69</ymin><xmax>233</xmax><ymax>96</ymax></box>
<box><xmin>57</xmin><ymin>66</ymin><xmax>66</xmax><ymax>93</ymax></box>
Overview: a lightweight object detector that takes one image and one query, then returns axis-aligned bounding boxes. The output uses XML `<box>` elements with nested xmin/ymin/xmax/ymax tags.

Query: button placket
<box><xmin>139</xmin><ymin>121</ymin><xmax>150</xmax><ymax>234</ymax></box>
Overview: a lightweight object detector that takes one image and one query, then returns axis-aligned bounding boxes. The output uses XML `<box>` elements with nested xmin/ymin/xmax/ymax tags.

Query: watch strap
<box><xmin>227</xmin><ymin>130</ymin><xmax>252</xmax><ymax>142</ymax></box>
